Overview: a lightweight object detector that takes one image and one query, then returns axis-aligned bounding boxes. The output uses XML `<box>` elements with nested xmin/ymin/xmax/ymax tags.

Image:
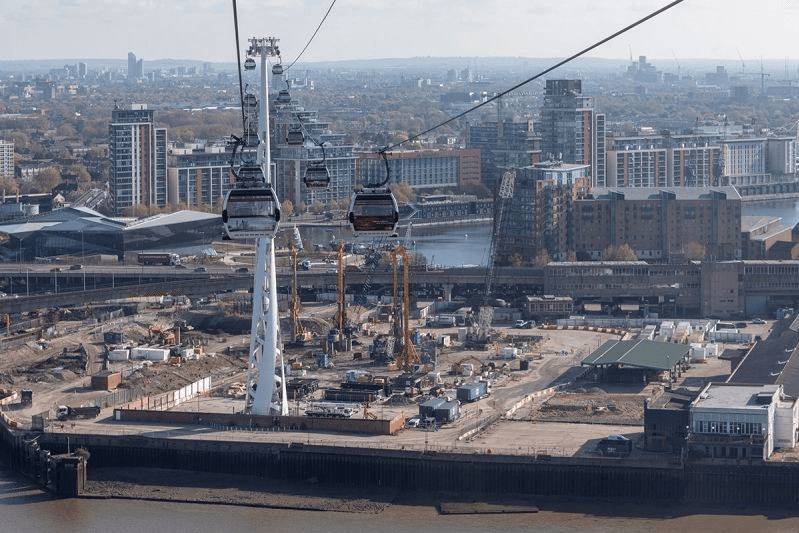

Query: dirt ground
<box><xmin>0</xmin><ymin>294</ymin><xmax>752</xmax><ymax>463</ymax></box>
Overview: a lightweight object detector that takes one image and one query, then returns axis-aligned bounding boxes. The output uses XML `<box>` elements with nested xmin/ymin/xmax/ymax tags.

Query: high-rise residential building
<box><xmin>356</xmin><ymin>149</ymin><xmax>481</xmax><ymax>192</ymax></box>
<box><xmin>167</xmin><ymin>141</ymin><xmax>232</xmax><ymax>208</ymax></box>
<box><xmin>607</xmin><ymin>136</ymin><xmax>668</xmax><ymax>188</ymax></box>
<box><xmin>538</xmin><ymin>80</ymin><xmax>605</xmax><ymax>187</ymax></box>
<box><xmin>495</xmin><ymin>162</ymin><xmax>590</xmax><ymax>265</ymax></box>
<box><xmin>109</xmin><ymin>104</ymin><xmax>167</xmax><ymax>215</ymax></box>
<box><xmin>466</xmin><ymin>119</ymin><xmax>540</xmax><ymax>191</ymax></box>
<box><xmin>127</xmin><ymin>52</ymin><xmax>143</xmax><ymax>80</ymax></box>
<box><xmin>270</xmin><ymin>96</ymin><xmax>356</xmax><ymax>208</ymax></box>
<box><xmin>0</xmin><ymin>140</ymin><xmax>13</xmax><ymax>179</ymax></box>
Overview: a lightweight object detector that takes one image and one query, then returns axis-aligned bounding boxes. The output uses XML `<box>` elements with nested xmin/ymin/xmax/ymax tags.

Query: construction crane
<box><xmin>737</xmin><ymin>48</ymin><xmax>746</xmax><ymax>77</ymax></box>
<box><xmin>465</xmin><ymin>170</ymin><xmax>516</xmax><ymax>348</ymax></box>
<box><xmin>289</xmin><ymin>246</ymin><xmax>312</xmax><ymax>344</ymax></box>
<box><xmin>334</xmin><ymin>243</ymin><xmax>346</xmax><ymax>335</ymax></box>
<box><xmin>390</xmin><ymin>245</ymin><xmax>420</xmax><ymax>372</ymax></box>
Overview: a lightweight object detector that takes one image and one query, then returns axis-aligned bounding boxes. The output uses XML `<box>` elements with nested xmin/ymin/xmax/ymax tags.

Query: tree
<box><xmin>310</xmin><ymin>200</ymin><xmax>325</xmax><ymax>214</ymax></box>
<box><xmin>389</xmin><ymin>181</ymin><xmax>416</xmax><ymax>203</ymax></box>
<box><xmin>32</xmin><ymin>166</ymin><xmax>61</xmax><ymax>193</ymax></box>
<box><xmin>534</xmin><ymin>250</ymin><xmax>552</xmax><ymax>266</ymax></box>
<box><xmin>602</xmin><ymin>244</ymin><xmax>637</xmax><ymax>261</ymax></box>
<box><xmin>0</xmin><ymin>175</ymin><xmax>19</xmax><ymax>195</ymax></box>
<box><xmin>685</xmin><ymin>241</ymin><xmax>706</xmax><ymax>261</ymax></box>
<box><xmin>281</xmin><ymin>199</ymin><xmax>294</xmax><ymax>218</ymax></box>
<box><xmin>296</xmin><ymin>201</ymin><xmax>307</xmax><ymax>214</ymax></box>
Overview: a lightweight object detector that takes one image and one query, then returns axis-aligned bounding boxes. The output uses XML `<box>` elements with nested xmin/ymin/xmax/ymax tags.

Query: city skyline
<box><xmin>1</xmin><ymin>1</ymin><xmax>798</xmax><ymax>68</ymax></box>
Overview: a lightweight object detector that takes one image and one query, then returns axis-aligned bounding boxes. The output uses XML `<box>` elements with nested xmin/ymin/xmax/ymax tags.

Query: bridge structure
<box><xmin>2</xmin><ymin>260</ymin><xmax>799</xmax><ymax>319</ymax></box>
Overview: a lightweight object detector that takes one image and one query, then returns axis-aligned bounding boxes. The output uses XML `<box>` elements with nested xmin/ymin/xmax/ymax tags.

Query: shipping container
<box><xmin>419</xmin><ymin>397</ymin><xmax>446</xmax><ymax>418</ymax></box>
<box><xmin>456</xmin><ymin>381</ymin><xmax>488</xmax><ymax>403</ymax></box>
<box><xmin>433</xmin><ymin>401</ymin><xmax>460</xmax><ymax>423</ymax></box>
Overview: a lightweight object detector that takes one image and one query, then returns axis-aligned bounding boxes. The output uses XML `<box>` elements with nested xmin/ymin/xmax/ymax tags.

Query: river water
<box><xmin>403</xmin><ymin>197</ymin><xmax>799</xmax><ymax>268</ymax></box>
<box><xmin>3</xmin><ymin>462</ymin><xmax>799</xmax><ymax>533</ymax></box>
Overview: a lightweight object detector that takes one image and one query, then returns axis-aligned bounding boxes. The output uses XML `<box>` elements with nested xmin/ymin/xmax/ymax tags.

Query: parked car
<box><xmin>235</xmin><ymin>267</ymin><xmax>249</xmax><ymax>273</ymax></box>
<box><xmin>174</xmin><ymin>264</ymin><xmax>187</xmax><ymax>269</ymax></box>
<box><xmin>751</xmin><ymin>318</ymin><xmax>766</xmax><ymax>324</ymax></box>
<box><xmin>69</xmin><ymin>264</ymin><xmax>83</xmax><ymax>270</ymax></box>
<box><xmin>405</xmin><ymin>416</ymin><xmax>421</xmax><ymax>428</ymax></box>
<box><xmin>194</xmin><ymin>266</ymin><xmax>208</xmax><ymax>272</ymax></box>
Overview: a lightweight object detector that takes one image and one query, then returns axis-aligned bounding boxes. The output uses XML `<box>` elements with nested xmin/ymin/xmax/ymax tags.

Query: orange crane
<box><xmin>390</xmin><ymin>245</ymin><xmax>420</xmax><ymax>372</ymax></box>
<box><xmin>334</xmin><ymin>243</ymin><xmax>346</xmax><ymax>334</ymax></box>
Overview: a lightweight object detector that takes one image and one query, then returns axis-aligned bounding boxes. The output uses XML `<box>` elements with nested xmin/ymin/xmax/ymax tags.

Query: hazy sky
<box><xmin>2</xmin><ymin>0</ymin><xmax>798</xmax><ymax>67</ymax></box>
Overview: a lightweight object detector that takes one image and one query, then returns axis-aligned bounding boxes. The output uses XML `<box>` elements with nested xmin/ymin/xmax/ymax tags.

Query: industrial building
<box><xmin>0</xmin><ymin>207</ymin><xmax>220</xmax><ymax>261</ymax></box>
<box><xmin>581</xmin><ymin>339</ymin><xmax>690</xmax><ymax>384</ymax></box>
<box><xmin>688</xmin><ymin>383</ymin><xmax>798</xmax><ymax>461</ymax></box>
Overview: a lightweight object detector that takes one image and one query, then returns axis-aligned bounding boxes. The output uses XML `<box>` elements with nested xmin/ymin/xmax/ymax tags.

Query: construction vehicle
<box><xmin>137</xmin><ymin>252</ymin><xmax>180</xmax><ymax>266</ymax></box>
<box><xmin>56</xmin><ymin>405</ymin><xmax>101</xmax><ymax>421</ymax></box>
<box><xmin>304</xmin><ymin>402</ymin><xmax>354</xmax><ymax>418</ymax></box>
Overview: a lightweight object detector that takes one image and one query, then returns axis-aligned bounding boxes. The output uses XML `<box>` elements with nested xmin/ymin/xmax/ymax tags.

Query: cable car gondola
<box><xmin>286</xmin><ymin>126</ymin><xmax>304</xmax><ymax>145</ymax></box>
<box><xmin>272</xmin><ymin>63</ymin><xmax>284</xmax><ymax>76</ymax></box>
<box><xmin>347</xmin><ymin>188</ymin><xmax>399</xmax><ymax>237</ymax></box>
<box><xmin>221</xmin><ymin>164</ymin><xmax>281</xmax><ymax>240</ymax></box>
<box><xmin>303</xmin><ymin>140</ymin><xmax>330</xmax><ymax>189</ymax></box>
<box><xmin>304</xmin><ymin>162</ymin><xmax>330</xmax><ymax>189</ymax></box>
<box><xmin>277</xmin><ymin>89</ymin><xmax>291</xmax><ymax>104</ymax></box>
<box><xmin>244</xmin><ymin>57</ymin><xmax>256</xmax><ymax>71</ymax></box>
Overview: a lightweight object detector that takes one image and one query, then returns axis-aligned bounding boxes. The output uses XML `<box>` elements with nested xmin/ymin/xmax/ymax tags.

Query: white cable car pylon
<box><xmin>221</xmin><ymin>23</ymin><xmax>288</xmax><ymax>415</ymax></box>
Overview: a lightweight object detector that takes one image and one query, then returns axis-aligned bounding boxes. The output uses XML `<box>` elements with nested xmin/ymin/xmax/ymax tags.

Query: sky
<box><xmin>1</xmin><ymin>0</ymin><xmax>798</xmax><ymax>68</ymax></box>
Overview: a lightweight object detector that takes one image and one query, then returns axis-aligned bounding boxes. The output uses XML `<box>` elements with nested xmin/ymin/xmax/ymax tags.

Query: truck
<box><xmin>137</xmin><ymin>252</ymin><xmax>181</xmax><ymax>266</ymax></box>
<box><xmin>56</xmin><ymin>405</ymin><xmax>101</xmax><ymax>421</ymax></box>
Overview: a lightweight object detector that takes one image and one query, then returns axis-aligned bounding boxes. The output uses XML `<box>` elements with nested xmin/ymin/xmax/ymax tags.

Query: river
<box><xmin>4</xmin><ymin>462</ymin><xmax>799</xmax><ymax>533</ymax></box>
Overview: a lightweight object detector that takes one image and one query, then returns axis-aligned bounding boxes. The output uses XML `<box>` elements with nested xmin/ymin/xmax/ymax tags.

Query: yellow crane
<box><xmin>290</xmin><ymin>246</ymin><xmax>312</xmax><ymax>344</ymax></box>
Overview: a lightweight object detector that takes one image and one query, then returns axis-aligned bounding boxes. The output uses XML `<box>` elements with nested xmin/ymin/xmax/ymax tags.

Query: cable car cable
<box><xmin>231</xmin><ymin>0</ymin><xmax>247</xmax><ymax>137</ymax></box>
<box><xmin>284</xmin><ymin>0</ymin><xmax>337</xmax><ymax>74</ymax></box>
<box><xmin>377</xmin><ymin>0</ymin><xmax>685</xmax><ymax>154</ymax></box>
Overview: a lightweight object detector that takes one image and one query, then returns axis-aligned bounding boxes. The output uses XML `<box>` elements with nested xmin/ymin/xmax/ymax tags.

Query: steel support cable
<box><xmin>380</xmin><ymin>0</ymin><xmax>686</xmax><ymax>153</ymax></box>
<box><xmin>285</xmin><ymin>0</ymin><xmax>338</xmax><ymax>73</ymax></box>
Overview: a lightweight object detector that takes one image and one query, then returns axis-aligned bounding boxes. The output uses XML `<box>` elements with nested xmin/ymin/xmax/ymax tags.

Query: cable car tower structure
<box><xmin>223</xmin><ymin>33</ymin><xmax>288</xmax><ymax>416</ymax></box>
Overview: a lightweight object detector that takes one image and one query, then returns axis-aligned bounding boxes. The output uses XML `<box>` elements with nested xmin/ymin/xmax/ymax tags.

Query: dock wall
<box><xmin>25</xmin><ymin>431</ymin><xmax>799</xmax><ymax>507</ymax></box>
